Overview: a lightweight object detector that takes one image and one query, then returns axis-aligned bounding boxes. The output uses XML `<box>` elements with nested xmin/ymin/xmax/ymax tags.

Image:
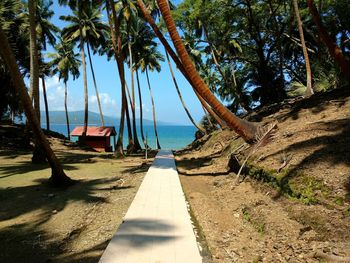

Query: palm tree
<box><xmin>60</xmin><ymin>2</ymin><xmax>108</xmax><ymax>138</ymax></box>
<box><xmin>39</xmin><ymin>61</ymin><xmax>52</xmax><ymax>130</ymax></box>
<box><xmin>105</xmin><ymin>0</ymin><xmax>130</xmax><ymax>156</ymax></box>
<box><xmin>136</xmin><ymin>0</ymin><xmax>225</xmax><ymax>129</ymax></box>
<box><xmin>124</xmin><ymin>15</ymin><xmax>143</xmax><ymax>152</ymax></box>
<box><xmin>165</xmin><ymin>50</ymin><xmax>205</xmax><ymax>133</ymax></box>
<box><xmin>156</xmin><ymin>0</ymin><xmax>258</xmax><ymax>142</ymax></box>
<box><xmin>0</xmin><ymin>26</ymin><xmax>73</xmax><ymax>186</ymax></box>
<box><xmin>132</xmin><ymin>20</ymin><xmax>159</xmax><ymax>148</ymax></box>
<box><xmin>293</xmin><ymin>0</ymin><xmax>314</xmax><ymax>96</ymax></box>
<box><xmin>138</xmin><ymin>44</ymin><xmax>164</xmax><ymax>149</ymax></box>
<box><xmin>306</xmin><ymin>0</ymin><xmax>350</xmax><ymax>84</ymax></box>
<box><xmin>28</xmin><ymin>0</ymin><xmax>48</xmax><ymax>163</ymax></box>
<box><xmin>34</xmin><ymin>0</ymin><xmax>60</xmax><ymax>131</ymax></box>
<box><xmin>48</xmin><ymin>37</ymin><xmax>81</xmax><ymax>141</ymax></box>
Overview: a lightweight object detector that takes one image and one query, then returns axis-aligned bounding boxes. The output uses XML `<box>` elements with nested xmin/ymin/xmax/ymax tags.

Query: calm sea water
<box><xmin>44</xmin><ymin>123</ymin><xmax>196</xmax><ymax>150</ymax></box>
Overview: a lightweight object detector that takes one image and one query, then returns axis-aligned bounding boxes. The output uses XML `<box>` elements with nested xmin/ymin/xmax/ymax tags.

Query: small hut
<box><xmin>71</xmin><ymin>126</ymin><xmax>116</xmax><ymax>152</ymax></box>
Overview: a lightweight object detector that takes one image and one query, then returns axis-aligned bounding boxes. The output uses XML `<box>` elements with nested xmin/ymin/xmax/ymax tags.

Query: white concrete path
<box><xmin>99</xmin><ymin>150</ymin><xmax>202</xmax><ymax>263</ymax></box>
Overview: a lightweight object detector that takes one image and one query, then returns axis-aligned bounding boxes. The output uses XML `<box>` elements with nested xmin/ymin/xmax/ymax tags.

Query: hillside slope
<box><xmin>175</xmin><ymin>88</ymin><xmax>350</xmax><ymax>262</ymax></box>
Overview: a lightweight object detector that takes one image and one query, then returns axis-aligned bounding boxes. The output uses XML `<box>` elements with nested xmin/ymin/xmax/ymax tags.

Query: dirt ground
<box><xmin>0</xmin><ymin>131</ymin><xmax>155</xmax><ymax>263</ymax></box>
<box><xmin>176</xmin><ymin>89</ymin><xmax>350</xmax><ymax>262</ymax></box>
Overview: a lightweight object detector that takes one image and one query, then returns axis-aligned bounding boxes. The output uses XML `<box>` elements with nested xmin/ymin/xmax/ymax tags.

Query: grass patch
<box><xmin>244</xmin><ymin>163</ymin><xmax>330</xmax><ymax>205</ymax></box>
<box><xmin>242</xmin><ymin>206</ymin><xmax>266</xmax><ymax>235</ymax></box>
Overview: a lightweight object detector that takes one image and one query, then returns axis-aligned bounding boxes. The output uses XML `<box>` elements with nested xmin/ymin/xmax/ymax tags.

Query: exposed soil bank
<box><xmin>176</xmin><ymin>89</ymin><xmax>350</xmax><ymax>262</ymax></box>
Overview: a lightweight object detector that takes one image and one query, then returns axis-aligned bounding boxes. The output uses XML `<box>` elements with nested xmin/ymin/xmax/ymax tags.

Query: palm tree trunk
<box><xmin>87</xmin><ymin>42</ymin><xmax>105</xmax><ymax>127</ymax></box>
<box><xmin>128</xmin><ymin>40</ymin><xmax>142</xmax><ymax>151</ymax></box>
<box><xmin>201</xmin><ymin>105</ymin><xmax>215</xmax><ymax>128</ymax></box>
<box><xmin>136</xmin><ymin>0</ymin><xmax>225</xmax><ymax>129</ymax></box>
<box><xmin>42</xmin><ymin>77</ymin><xmax>50</xmax><ymax>130</ymax></box>
<box><xmin>136</xmin><ymin>69</ymin><xmax>147</xmax><ymax>147</ymax></box>
<box><xmin>293</xmin><ymin>0</ymin><xmax>314</xmax><ymax>96</ymax></box>
<box><xmin>79</xmin><ymin>27</ymin><xmax>89</xmax><ymax>140</ymax></box>
<box><xmin>0</xmin><ymin>27</ymin><xmax>74</xmax><ymax>186</ymax></box>
<box><xmin>307</xmin><ymin>0</ymin><xmax>350</xmax><ymax>84</ymax></box>
<box><xmin>64</xmin><ymin>81</ymin><xmax>70</xmax><ymax>141</ymax></box>
<box><xmin>165</xmin><ymin>50</ymin><xmax>205</xmax><ymax>133</ymax></box>
<box><xmin>106</xmin><ymin>0</ymin><xmax>128</xmax><ymax>156</ymax></box>
<box><xmin>29</xmin><ymin>0</ymin><xmax>46</xmax><ymax>163</ymax></box>
<box><xmin>194</xmin><ymin>89</ymin><xmax>225</xmax><ymax>128</ymax></box>
<box><xmin>28</xmin><ymin>0</ymin><xmax>40</xmax><ymax>120</ymax></box>
<box><xmin>124</xmin><ymin>89</ymin><xmax>134</xmax><ymax>152</ymax></box>
<box><xmin>157</xmin><ymin>0</ymin><xmax>257</xmax><ymax>142</ymax></box>
<box><xmin>145</xmin><ymin>68</ymin><xmax>161</xmax><ymax>149</ymax></box>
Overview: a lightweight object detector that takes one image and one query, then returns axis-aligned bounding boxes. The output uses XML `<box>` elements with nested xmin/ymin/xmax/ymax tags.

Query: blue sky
<box><xmin>39</xmin><ymin>1</ymin><xmax>209</xmax><ymax>125</ymax></box>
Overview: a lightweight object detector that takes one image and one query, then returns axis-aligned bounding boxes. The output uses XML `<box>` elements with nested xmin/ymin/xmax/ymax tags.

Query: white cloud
<box><xmin>89</xmin><ymin>93</ymin><xmax>117</xmax><ymax>115</ymax></box>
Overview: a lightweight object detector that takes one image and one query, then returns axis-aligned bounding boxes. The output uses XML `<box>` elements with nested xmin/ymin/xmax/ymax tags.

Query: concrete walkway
<box><xmin>99</xmin><ymin>150</ymin><xmax>202</xmax><ymax>263</ymax></box>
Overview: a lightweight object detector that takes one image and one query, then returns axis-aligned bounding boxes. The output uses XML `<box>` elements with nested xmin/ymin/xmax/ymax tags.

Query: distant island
<box><xmin>40</xmin><ymin>110</ymin><xmax>176</xmax><ymax>126</ymax></box>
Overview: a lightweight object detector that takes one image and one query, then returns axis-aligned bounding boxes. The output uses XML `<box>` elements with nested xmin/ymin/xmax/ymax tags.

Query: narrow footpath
<box><xmin>99</xmin><ymin>150</ymin><xmax>202</xmax><ymax>263</ymax></box>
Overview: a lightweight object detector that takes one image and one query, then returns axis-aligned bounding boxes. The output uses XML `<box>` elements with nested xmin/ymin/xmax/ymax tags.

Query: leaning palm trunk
<box><xmin>194</xmin><ymin>89</ymin><xmax>225</xmax><ymax>128</ymax></box>
<box><xmin>136</xmin><ymin>0</ymin><xmax>224</xmax><ymax>129</ymax></box>
<box><xmin>165</xmin><ymin>50</ymin><xmax>205</xmax><ymax>133</ymax></box>
<box><xmin>128</xmin><ymin>41</ymin><xmax>142</xmax><ymax>151</ymax></box>
<box><xmin>307</xmin><ymin>0</ymin><xmax>350</xmax><ymax>84</ymax></box>
<box><xmin>157</xmin><ymin>0</ymin><xmax>257</xmax><ymax>142</ymax></box>
<box><xmin>146</xmin><ymin>68</ymin><xmax>161</xmax><ymax>149</ymax></box>
<box><xmin>293</xmin><ymin>0</ymin><xmax>314</xmax><ymax>96</ymax></box>
<box><xmin>29</xmin><ymin>0</ymin><xmax>46</xmax><ymax>163</ymax></box>
<box><xmin>87</xmin><ymin>43</ymin><xmax>105</xmax><ymax>127</ymax></box>
<box><xmin>64</xmin><ymin>82</ymin><xmax>70</xmax><ymax>141</ymax></box>
<box><xmin>136</xmin><ymin>69</ymin><xmax>147</xmax><ymax>147</ymax></box>
<box><xmin>0</xmin><ymin>27</ymin><xmax>74</xmax><ymax>186</ymax></box>
<box><xmin>42</xmin><ymin>77</ymin><xmax>50</xmax><ymax>130</ymax></box>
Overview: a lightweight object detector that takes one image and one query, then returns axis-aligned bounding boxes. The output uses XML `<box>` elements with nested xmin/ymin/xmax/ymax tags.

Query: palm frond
<box><xmin>235</xmin><ymin>121</ymin><xmax>278</xmax><ymax>184</ymax></box>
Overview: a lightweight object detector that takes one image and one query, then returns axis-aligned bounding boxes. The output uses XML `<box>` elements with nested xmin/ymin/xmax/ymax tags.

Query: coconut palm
<box><xmin>60</xmin><ymin>2</ymin><xmax>108</xmax><ymax>137</ymax></box>
<box><xmin>0</xmin><ymin>26</ymin><xmax>73</xmax><ymax>186</ymax></box>
<box><xmin>105</xmin><ymin>0</ymin><xmax>130</xmax><ymax>156</ymax></box>
<box><xmin>120</xmin><ymin>6</ymin><xmax>143</xmax><ymax>152</ymax></box>
<box><xmin>156</xmin><ymin>0</ymin><xmax>258</xmax><ymax>142</ymax></box>
<box><xmin>136</xmin><ymin>0</ymin><xmax>225</xmax><ymax>129</ymax></box>
<box><xmin>47</xmin><ymin>37</ymin><xmax>81</xmax><ymax>141</ymax></box>
<box><xmin>165</xmin><ymin>50</ymin><xmax>205</xmax><ymax>133</ymax></box>
<box><xmin>137</xmin><ymin>44</ymin><xmax>164</xmax><ymax>149</ymax></box>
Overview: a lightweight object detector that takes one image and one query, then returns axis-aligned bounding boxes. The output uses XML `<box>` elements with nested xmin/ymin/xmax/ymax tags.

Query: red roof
<box><xmin>71</xmin><ymin>126</ymin><xmax>116</xmax><ymax>137</ymax></box>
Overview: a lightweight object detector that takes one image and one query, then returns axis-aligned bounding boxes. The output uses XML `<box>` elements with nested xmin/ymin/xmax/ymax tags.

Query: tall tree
<box><xmin>156</xmin><ymin>0</ymin><xmax>258</xmax><ymax>142</ymax></box>
<box><xmin>60</xmin><ymin>1</ymin><xmax>105</xmax><ymax>138</ymax></box>
<box><xmin>28</xmin><ymin>0</ymin><xmax>48</xmax><ymax>163</ymax></box>
<box><xmin>293</xmin><ymin>0</ymin><xmax>314</xmax><ymax>96</ymax></box>
<box><xmin>0</xmin><ymin>27</ymin><xmax>73</xmax><ymax>186</ymax></box>
<box><xmin>307</xmin><ymin>0</ymin><xmax>350</xmax><ymax>84</ymax></box>
<box><xmin>136</xmin><ymin>0</ymin><xmax>225</xmax><ymax>128</ymax></box>
<box><xmin>165</xmin><ymin>50</ymin><xmax>205</xmax><ymax>133</ymax></box>
<box><xmin>105</xmin><ymin>0</ymin><xmax>130</xmax><ymax>156</ymax></box>
<box><xmin>138</xmin><ymin>43</ymin><xmax>164</xmax><ymax>149</ymax></box>
<box><xmin>48</xmin><ymin>37</ymin><xmax>81</xmax><ymax>141</ymax></box>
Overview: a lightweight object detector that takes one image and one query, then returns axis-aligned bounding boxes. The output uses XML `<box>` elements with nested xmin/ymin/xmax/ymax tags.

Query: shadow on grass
<box><xmin>0</xmin><ymin>176</ymin><xmax>130</xmax><ymax>223</ymax></box>
<box><xmin>0</xmin><ymin>150</ymin><xmax>118</xmax><ymax>179</ymax></box>
<box><xmin>0</xmin><ymin>221</ymin><xmax>111</xmax><ymax>263</ymax></box>
<box><xmin>0</xmin><ymin>175</ymin><xmax>134</xmax><ymax>263</ymax></box>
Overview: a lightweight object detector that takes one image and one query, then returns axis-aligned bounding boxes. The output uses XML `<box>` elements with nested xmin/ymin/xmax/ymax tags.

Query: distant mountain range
<box><xmin>40</xmin><ymin>110</ymin><xmax>175</xmax><ymax>126</ymax></box>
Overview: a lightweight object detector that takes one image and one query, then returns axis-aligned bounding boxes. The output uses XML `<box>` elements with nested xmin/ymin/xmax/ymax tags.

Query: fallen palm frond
<box><xmin>235</xmin><ymin>121</ymin><xmax>278</xmax><ymax>185</ymax></box>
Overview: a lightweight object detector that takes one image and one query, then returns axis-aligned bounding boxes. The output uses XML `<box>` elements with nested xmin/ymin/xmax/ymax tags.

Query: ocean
<box><xmin>45</xmin><ymin>123</ymin><xmax>197</xmax><ymax>150</ymax></box>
